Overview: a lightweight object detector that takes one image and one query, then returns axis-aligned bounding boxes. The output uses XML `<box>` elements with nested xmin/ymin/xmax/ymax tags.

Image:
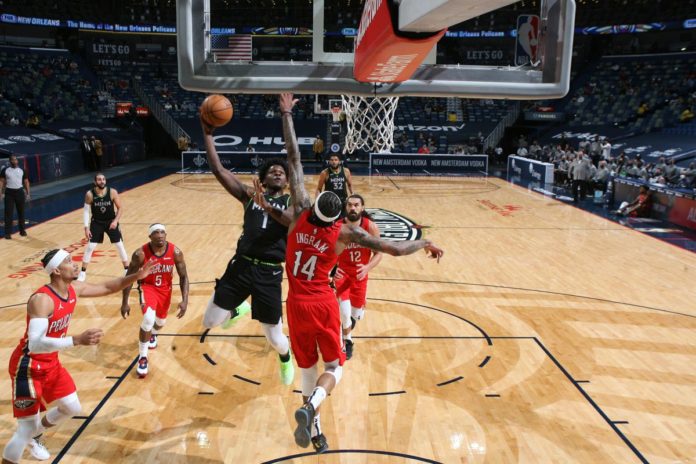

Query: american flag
<box><xmin>211</xmin><ymin>34</ymin><xmax>252</xmax><ymax>61</ymax></box>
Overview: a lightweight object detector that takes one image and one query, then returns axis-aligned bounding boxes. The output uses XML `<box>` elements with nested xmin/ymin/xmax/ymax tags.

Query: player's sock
<box><xmin>307</xmin><ymin>386</ymin><xmax>327</xmax><ymax>410</ymax></box>
<box><xmin>139</xmin><ymin>341</ymin><xmax>149</xmax><ymax>359</ymax></box>
<box><xmin>279</xmin><ymin>351</ymin><xmax>291</xmax><ymax>363</ymax></box>
<box><xmin>345</xmin><ymin>332</ymin><xmax>352</xmax><ymax>342</ymax></box>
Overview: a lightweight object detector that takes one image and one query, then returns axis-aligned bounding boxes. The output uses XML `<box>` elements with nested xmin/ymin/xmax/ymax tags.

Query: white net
<box><xmin>341</xmin><ymin>95</ymin><xmax>399</xmax><ymax>154</ymax></box>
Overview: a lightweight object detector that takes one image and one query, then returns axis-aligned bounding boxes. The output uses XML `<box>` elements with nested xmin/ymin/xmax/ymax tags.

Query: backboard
<box><xmin>177</xmin><ymin>0</ymin><xmax>576</xmax><ymax>99</ymax></box>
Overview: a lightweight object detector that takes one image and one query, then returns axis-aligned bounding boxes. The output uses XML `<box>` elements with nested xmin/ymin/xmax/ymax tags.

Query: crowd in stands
<box><xmin>513</xmin><ymin>134</ymin><xmax>696</xmax><ymax>202</ymax></box>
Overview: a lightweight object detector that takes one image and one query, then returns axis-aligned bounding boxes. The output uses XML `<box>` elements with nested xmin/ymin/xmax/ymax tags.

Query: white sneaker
<box><xmin>137</xmin><ymin>356</ymin><xmax>149</xmax><ymax>378</ymax></box>
<box><xmin>77</xmin><ymin>271</ymin><xmax>86</xmax><ymax>282</ymax></box>
<box><xmin>148</xmin><ymin>334</ymin><xmax>158</xmax><ymax>350</ymax></box>
<box><xmin>29</xmin><ymin>437</ymin><xmax>50</xmax><ymax>460</ymax></box>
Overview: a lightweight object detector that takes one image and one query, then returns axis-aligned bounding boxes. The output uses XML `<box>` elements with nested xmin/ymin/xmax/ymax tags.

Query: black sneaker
<box><xmin>19</xmin><ymin>231</ymin><xmax>27</xmax><ymax>236</ymax></box>
<box><xmin>350</xmin><ymin>316</ymin><xmax>357</xmax><ymax>330</ymax></box>
<box><xmin>311</xmin><ymin>433</ymin><xmax>329</xmax><ymax>454</ymax></box>
<box><xmin>344</xmin><ymin>339</ymin><xmax>354</xmax><ymax>360</ymax></box>
<box><xmin>293</xmin><ymin>402</ymin><xmax>315</xmax><ymax>448</ymax></box>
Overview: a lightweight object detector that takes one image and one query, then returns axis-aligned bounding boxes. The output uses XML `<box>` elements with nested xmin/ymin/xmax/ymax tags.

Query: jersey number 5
<box><xmin>154</xmin><ymin>275</ymin><xmax>162</xmax><ymax>286</ymax></box>
<box><xmin>292</xmin><ymin>251</ymin><xmax>317</xmax><ymax>280</ymax></box>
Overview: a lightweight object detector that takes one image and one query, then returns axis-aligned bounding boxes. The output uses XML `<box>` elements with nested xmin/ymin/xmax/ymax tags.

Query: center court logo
<box><xmin>365</xmin><ymin>208</ymin><xmax>424</xmax><ymax>241</ymax></box>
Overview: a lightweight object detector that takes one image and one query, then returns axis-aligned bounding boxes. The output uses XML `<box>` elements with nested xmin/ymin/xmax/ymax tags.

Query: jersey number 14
<box><xmin>292</xmin><ymin>251</ymin><xmax>317</xmax><ymax>280</ymax></box>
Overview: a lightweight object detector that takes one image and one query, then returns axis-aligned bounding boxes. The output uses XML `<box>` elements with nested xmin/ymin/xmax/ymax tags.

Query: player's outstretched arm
<box><xmin>120</xmin><ymin>248</ymin><xmax>144</xmax><ymax>318</ymax></box>
<box><xmin>74</xmin><ymin>258</ymin><xmax>155</xmax><ymax>298</ymax></box>
<box><xmin>201</xmin><ymin>119</ymin><xmax>251</xmax><ymax>204</ymax></box>
<box><xmin>279</xmin><ymin>93</ymin><xmax>311</xmax><ymax>217</ymax></box>
<box><xmin>174</xmin><ymin>247</ymin><xmax>189</xmax><ymax>318</ymax></box>
<box><xmin>339</xmin><ymin>224</ymin><xmax>443</xmax><ymax>262</ymax></box>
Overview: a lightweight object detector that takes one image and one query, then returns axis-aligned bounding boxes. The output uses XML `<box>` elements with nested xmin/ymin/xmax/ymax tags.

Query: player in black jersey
<box><xmin>200</xmin><ymin>118</ymin><xmax>295</xmax><ymax>386</ymax></box>
<box><xmin>78</xmin><ymin>173</ymin><xmax>129</xmax><ymax>282</ymax></box>
<box><xmin>315</xmin><ymin>154</ymin><xmax>352</xmax><ymax>206</ymax></box>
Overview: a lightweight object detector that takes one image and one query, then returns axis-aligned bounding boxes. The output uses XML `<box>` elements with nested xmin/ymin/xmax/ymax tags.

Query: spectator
<box><xmin>177</xmin><ymin>135</ymin><xmax>190</xmax><ymax>152</ymax></box>
<box><xmin>246</xmin><ymin>144</ymin><xmax>255</xmax><ymax>152</ymax></box>
<box><xmin>615</xmin><ymin>185</ymin><xmax>651</xmax><ymax>217</ymax></box>
<box><xmin>571</xmin><ymin>153</ymin><xmax>593</xmax><ymax>202</ymax></box>
<box><xmin>663</xmin><ymin>159</ymin><xmax>680</xmax><ymax>185</ymax></box>
<box><xmin>417</xmin><ymin>144</ymin><xmax>430</xmax><ymax>154</ymax></box>
<box><xmin>592</xmin><ymin>161</ymin><xmax>610</xmax><ymax>193</ymax></box>
<box><xmin>92</xmin><ymin>136</ymin><xmax>104</xmax><ymax>171</ymax></box>
<box><xmin>680</xmin><ymin>107</ymin><xmax>694</xmax><ymax>123</ymax></box>
<box><xmin>679</xmin><ymin>162</ymin><xmax>696</xmax><ymax>188</ymax></box>
<box><xmin>80</xmin><ymin>135</ymin><xmax>95</xmax><ymax>171</ymax></box>
<box><xmin>312</xmin><ymin>135</ymin><xmax>324</xmax><ymax>162</ymax></box>
<box><xmin>601</xmin><ymin>139</ymin><xmax>612</xmax><ymax>160</ymax></box>
<box><xmin>516</xmin><ymin>145</ymin><xmax>528</xmax><ymax>157</ymax></box>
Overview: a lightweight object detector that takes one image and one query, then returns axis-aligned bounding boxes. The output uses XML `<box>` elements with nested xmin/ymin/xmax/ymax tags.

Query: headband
<box><xmin>44</xmin><ymin>249</ymin><xmax>70</xmax><ymax>275</ymax></box>
<box><xmin>313</xmin><ymin>192</ymin><xmax>341</xmax><ymax>223</ymax></box>
<box><xmin>148</xmin><ymin>223</ymin><xmax>166</xmax><ymax>235</ymax></box>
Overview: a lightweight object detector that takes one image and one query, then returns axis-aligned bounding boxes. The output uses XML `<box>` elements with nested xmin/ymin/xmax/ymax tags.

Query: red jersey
<box><xmin>140</xmin><ymin>242</ymin><xmax>176</xmax><ymax>291</ymax></box>
<box><xmin>286</xmin><ymin>209</ymin><xmax>342</xmax><ymax>298</ymax></box>
<box><xmin>13</xmin><ymin>285</ymin><xmax>77</xmax><ymax>365</ymax></box>
<box><xmin>337</xmin><ymin>216</ymin><xmax>374</xmax><ymax>274</ymax></box>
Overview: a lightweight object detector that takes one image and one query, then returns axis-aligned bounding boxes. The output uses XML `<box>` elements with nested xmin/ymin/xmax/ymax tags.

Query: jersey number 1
<box><xmin>292</xmin><ymin>251</ymin><xmax>317</xmax><ymax>280</ymax></box>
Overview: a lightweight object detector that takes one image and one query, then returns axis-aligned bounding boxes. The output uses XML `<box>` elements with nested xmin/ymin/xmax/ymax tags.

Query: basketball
<box><xmin>200</xmin><ymin>94</ymin><xmax>233</xmax><ymax>127</ymax></box>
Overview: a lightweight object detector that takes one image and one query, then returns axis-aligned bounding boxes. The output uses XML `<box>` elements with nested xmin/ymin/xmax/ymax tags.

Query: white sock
<box><xmin>308</xmin><ymin>386</ymin><xmax>327</xmax><ymax>410</ymax></box>
<box><xmin>312</xmin><ymin>413</ymin><xmax>321</xmax><ymax>438</ymax></box>
<box><xmin>138</xmin><ymin>341</ymin><xmax>149</xmax><ymax>358</ymax></box>
<box><xmin>345</xmin><ymin>332</ymin><xmax>352</xmax><ymax>342</ymax></box>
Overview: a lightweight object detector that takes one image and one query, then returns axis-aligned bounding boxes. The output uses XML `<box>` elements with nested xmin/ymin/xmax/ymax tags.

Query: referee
<box><xmin>1</xmin><ymin>154</ymin><xmax>30</xmax><ymax>239</ymax></box>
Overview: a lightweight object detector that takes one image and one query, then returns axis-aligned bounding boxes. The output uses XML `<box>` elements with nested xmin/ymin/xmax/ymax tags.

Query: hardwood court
<box><xmin>1</xmin><ymin>174</ymin><xmax>695</xmax><ymax>463</ymax></box>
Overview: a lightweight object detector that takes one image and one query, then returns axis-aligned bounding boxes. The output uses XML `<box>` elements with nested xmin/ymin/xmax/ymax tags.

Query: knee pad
<box><xmin>140</xmin><ymin>307</ymin><xmax>156</xmax><ymax>332</ymax></box>
<box><xmin>202</xmin><ymin>294</ymin><xmax>230</xmax><ymax>329</ymax></box>
<box><xmin>324</xmin><ymin>360</ymin><xmax>343</xmax><ymax>385</ymax></box>
<box><xmin>339</xmin><ymin>299</ymin><xmax>352</xmax><ymax>329</ymax></box>
<box><xmin>115</xmin><ymin>240</ymin><xmax>128</xmax><ymax>262</ymax></box>
<box><xmin>46</xmin><ymin>392</ymin><xmax>81</xmax><ymax>426</ymax></box>
<box><xmin>56</xmin><ymin>392</ymin><xmax>82</xmax><ymax>416</ymax></box>
<box><xmin>351</xmin><ymin>307</ymin><xmax>365</xmax><ymax>321</ymax></box>
<box><xmin>300</xmin><ymin>365</ymin><xmax>319</xmax><ymax>397</ymax></box>
<box><xmin>261</xmin><ymin>321</ymin><xmax>289</xmax><ymax>355</ymax></box>
<box><xmin>154</xmin><ymin>317</ymin><xmax>167</xmax><ymax>329</ymax></box>
<box><xmin>83</xmin><ymin>242</ymin><xmax>98</xmax><ymax>263</ymax></box>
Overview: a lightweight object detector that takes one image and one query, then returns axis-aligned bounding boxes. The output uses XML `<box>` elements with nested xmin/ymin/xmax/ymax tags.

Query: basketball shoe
<box><xmin>29</xmin><ymin>436</ymin><xmax>50</xmax><ymax>460</ymax></box>
<box><xmin>311</xmin><ymin>434</ymin><xmax>329</xmax><ymax>454</ymax></box>
<box><xmin>137</xmin><ymin>356</ymin><xmax>148</xmax><ymax>378</ymax></box>
<box><xmin>293</xmin><ymin>402</ymin><xmax>316</xmax><ymax>448</ymax></box>
<box><xmin>148</xmin><ymin>334</ymin><xmax>158</xmax><ymax>349</ymax></box>
<box><xmin>344</xmin><ymin>339</ymin><xmax>354</xmax><ymax>360</ymax></box>
<box><xmin>221</xmin><ymin>300</ymin><xmax>251</xmax><ymax>329</ymax></box>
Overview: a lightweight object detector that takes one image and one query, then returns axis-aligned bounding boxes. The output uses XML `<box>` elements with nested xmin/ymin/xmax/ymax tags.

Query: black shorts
<box><xmin>213</xmin><ymin>256</ymin><xmax>284</xmax><ymax>325</ymax></box>
<box><xmin>89</xmin><ymin>221</ymin><xmax>123</xmax><ymax>244</ymax></box>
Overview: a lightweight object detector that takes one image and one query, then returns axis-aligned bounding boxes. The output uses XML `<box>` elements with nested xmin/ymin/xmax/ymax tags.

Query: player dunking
<box><xmin>79</xmin><ymin>173</ymin><xmax>129</xmax><ymax>281</ymax></box>
<box><xmin>2</xmin><ymin>249</ymin><xmax>154</xmax><ymax>464</ymax></box>
<box><xmin>334</xmin><ymin>194</ymin><xmax>382</xmax><ymax>360</ymax></box>
<box><xmin>199</xmin><ymin>118</ymin><xmax>295</xmax><ymax>385</ymax></box>
<box><xmin>258</xmin><ymin>94</ymin><xmax>443</xmax><ymax>453</ymax></box>
<box><xmin>315</xmin><ymin>154</ymin><xmax>352</xmax><ymax>206</ymax></box>
<box><xmin>120</xmin><ymin>224</ymin><xmax>189</xmax><ymax>378</ymax></box>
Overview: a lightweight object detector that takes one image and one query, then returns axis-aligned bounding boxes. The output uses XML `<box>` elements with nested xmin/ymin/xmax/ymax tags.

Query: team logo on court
<box><xmin>14</xmin><ymin>398</ymin><xmax>36</xmax><ymax>409</ymax></box>
<box><xmin>366</xmin><ymin>208</ymin><xmax>424</xmax><ymax>241</ymax></box>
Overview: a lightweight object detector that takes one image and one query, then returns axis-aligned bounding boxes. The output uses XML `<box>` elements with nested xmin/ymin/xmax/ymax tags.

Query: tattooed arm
<box><xmin>337</xmin><ymin>223</ymin><xmax>443</xmax><ymax>262</ymax></box>
<box><xmin>279</xmin><ymin>93</ymin><xmax>311</xmax><ymax>218</ymax></box>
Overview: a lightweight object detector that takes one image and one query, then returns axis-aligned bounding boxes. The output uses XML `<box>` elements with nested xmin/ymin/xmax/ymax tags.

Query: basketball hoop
<box><xmin>330</xmin><ymin>106</ymin><xmax>342</xmax><ymax>123</ymax></box>
<box><xmin>341</xmin><ymin>94</ymin><xmax>399</xmax><ymax>154</ymax></box>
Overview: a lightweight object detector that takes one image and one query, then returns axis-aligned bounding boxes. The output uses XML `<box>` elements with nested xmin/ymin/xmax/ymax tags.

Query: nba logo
<box><xmin>516</xmin><ymin>15</ymin><xmax>540</xmax><ymax>66</ymax></box>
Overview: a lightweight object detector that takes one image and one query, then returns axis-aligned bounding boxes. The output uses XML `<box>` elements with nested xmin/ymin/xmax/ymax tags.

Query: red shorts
<box><xmin>334</xmin><ymin>271</ymin><xmax>368</xmax><ymax>308</ymax></box>
<box><xmin>8</xmin><ymin>352</ymin><xmax>76</xmax><ymax>418</ymax></box>
<box><xmin>139</xmin><ymin>285</ymin><xmax>172</xmax><ymax>319</ymax></box>
<box><xmin>286</xmin><ymin>294</ymin><xmax>345</xmax><ymax>369</ymax></box>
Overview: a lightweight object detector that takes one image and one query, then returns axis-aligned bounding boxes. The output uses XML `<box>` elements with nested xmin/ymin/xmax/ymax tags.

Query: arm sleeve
<box><xmin>83</xmin><ymin>203</ymin><xmax>91</xmax><ymax>227</ymax></box>
<box><xmin>27</xmin><ymin>318</ymin><xmax>74</xmax><ymax>354</ymax></box>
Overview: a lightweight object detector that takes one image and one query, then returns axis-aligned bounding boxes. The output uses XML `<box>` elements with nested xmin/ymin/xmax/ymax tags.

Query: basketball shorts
<box><xmin>8</xmin><ymin>353</ymin><xmax>76</xmax><ymax>418</ymax></box>
<box><xmin>286</xmin><ymin>294</ymin><xmax>345</xmax><ymax>369</ymax></box>
<box><xmin>334</xmin><ymin>271</ymin><xmax>368</xmax><ymax>309</ymax></box>
<box><xmin>139</xmin><ymin>285</ymin><xmax>172</xmax><ymax>319</ymax></box>
<box><xmin>89</xmin><ymin>220</ymin><xmax>123</xmax><ymax>244</ymax></box>
<box><xmin>214</xmin><ymin>256</ymin><xmax>283</xmax><ymax>325</ymax></box>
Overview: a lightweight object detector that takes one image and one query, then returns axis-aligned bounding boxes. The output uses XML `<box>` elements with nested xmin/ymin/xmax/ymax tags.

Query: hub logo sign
<box><xmin>365</xmin><ymin>208</ymin><xmax>423</xmax><ymax>242</ymax></box>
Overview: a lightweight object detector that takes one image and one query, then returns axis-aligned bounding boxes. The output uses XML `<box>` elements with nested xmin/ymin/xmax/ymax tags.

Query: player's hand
<box><xmin>136</xmin><ymin>259</ymin><xmax>157</xmax><ymax>280</ymax></box>
<box><xmin>75</xmin><ymin>328</ymin><xmax>104</xmax><ymax>346</ymax></box>
<box><xmin>25</xmin><ymin>193</ymin><xmax>30</xmax><ymax>202</ymax></box>
<box><xmin>424</xmin><ymin>241</ymin><xmax>444</xmax><ymax>263</ymax></box>
<box><xmin>279</xmin><ymin>93</ymin><xmax>298</xmax><ymax>113</ymax></box>
<box><xmin>334</xmin><ymin>266</ymin><xmax>346</xmax><ymax>280</ymax></box>
<box><xmin>120</xmin><ymin>304</ymin><xmax>130</xmax><ymax>319</ymax></box>
<box><xmin>200</xmin><ymin>118</ymin><xmax>215</xmax><ymax>135</ymax></box>
<box><xmin>252</xmin><ymin>178</ymin><xmax>272</xmax><ymax>212</ymax></box>
<box><xmin>84</xmin><ymin>227</ymin><xmax>92</xmax><ymax>240</ymax></box>
<box><xmin>176</xmin><ymin>302</ymin><xmax>187</xmax><ymax>319</ymax></box>
<box><xmin>109</xmin><ymin>220</ymin><xmax>118</xmax><ymax>230</ymax></box>
<box><xmin>356</xmin><ymin>264</ymin><xmax>369</xmax><ymax>281</ymax></box>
